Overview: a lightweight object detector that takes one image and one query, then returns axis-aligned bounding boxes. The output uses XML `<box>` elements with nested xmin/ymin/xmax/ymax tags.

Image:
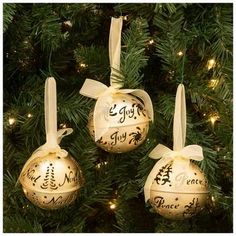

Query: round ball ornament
<box><xmin>149</xmin><ymin>158</ymin><xmax>209</xmax><ymax>219</ymax></box>
<box><xmin>20</xmin><ymin>153</ymin><xmax>84</xmax><ymax>210</ymax></box>
<box><xmin>144</xmin><ymin>84</ymin><xmax>209</xmax><ymax>220</ymax></box>
<box><xmin>79</xmin><ymin>17</ymin><xmax>153</xmax><ymax>153</ymax></box>
<box><xmin>18</xmin><ymin>77</ymin><xmax>84</xmax><ymax>210</ymax></box>
<box><xmin>88</xmin><ymin>93</ymin><xmax>150</xmax><ymax>153</ymax></box>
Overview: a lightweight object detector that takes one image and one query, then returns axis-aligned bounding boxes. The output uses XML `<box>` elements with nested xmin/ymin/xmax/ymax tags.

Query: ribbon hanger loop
<box><xmin>45</xmin><ymin>77</ymin><xmax>58</xmax><ymax>148</ymax></box>
<box><xmin>144</xmin><ymin>84</ymin><xmax>204</xmax><ymax>202</ymax></box>
<box><xmin>109</xmin><ymin>17</ymin><xmax>123</xmax><ymax>89</ymax></box>
<box><xmin>173</xmin><ymin>84</ymin><xmax>186</xmax><ymax>151</ymax></box>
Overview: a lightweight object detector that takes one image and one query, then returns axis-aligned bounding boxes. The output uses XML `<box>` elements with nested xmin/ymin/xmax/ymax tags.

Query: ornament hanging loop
<box><xmin>109</xmin><ymin>17</ymin><xmax>123</xmax><ymax>89</ymax></box>
<box><xmin>173</xmin><ymin>84</ymin><xmax>186</xmax><ymax>151</ymax></box>
<box><xmin>45</xmin><ymin>77</ymin><xmax>58</xmax><ymax>148</ymax></box>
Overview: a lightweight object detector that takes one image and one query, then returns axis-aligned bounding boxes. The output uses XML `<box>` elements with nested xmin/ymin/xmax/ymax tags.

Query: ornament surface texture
<box><xmin>20</xmin><ymin>153</ymin><xmax>83</xmax><ymax>210</ymax></box>
<box><xmin>149</xmin><ymin>159</ymin><xmax>209</xmax><ymax>219</ymax></box>
<box><xmin>88</xmin><ymin>93</ymin><xmax>150</xmax><ymax>153</ymax></box>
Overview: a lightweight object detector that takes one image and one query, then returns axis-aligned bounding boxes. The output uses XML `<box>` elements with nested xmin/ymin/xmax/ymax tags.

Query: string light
<box><xmin>148</xmin><ymin>39</ymin><xmax>154</xmax><ymax>45</ymax></box>
<box><xmin>177</xmin><ymin>51</ymin><xmax>183</xmax><ymax>56</ymax></box>
<box><xmin>77</xmin><ymin>63</ymin><xmax>88</xmax><ymax>72</ymax></box>
<box><xmin>22</xmin><ymin>204</ymin><xmax>29</xmax><ymax>209</ymax></box>
<box><xmin>96</xmin><ymin>161</ymin><xmax>108</xmax><ymax>169</ymax></box>
<box><xmin>23</xmin><ymin>40</ymin><xmax>29</xmax><ymax>45</ymax></box>
<box><xmin>207</xmin><ymin>59</ymin><xmax>216</xmax><ymax>70</ymax></box>
<box><xmin>109</xmin><ymin>200</ymin><xmax>117</xmax><ymax>210</ymax></box>
<box><xmin>79</xmin><ymin>63</ymin><xmax>87</xmax><ymax>68</ymax></box>
<box><xmin>60</xmin><ymin>123</ymin><xmax>67</xmax><ymax>129</ymax></box>
<box><xmin>123</xmin><ymin>15</ymin><xmax>128</xmax><ymax>21</ymax></box>
<box><xmin>109</xmin><ymin>203</ymin><xmax>116</xmax><ymax>210</ymax></box>
<box><xmin>64</xmin><ymin>20</ymin><xmax>72</xmax><ymax>28</ymax></box>
<box><xmin>211</xmin><ymin>196</ymin><xmax>215</xmax><ymax>203</ymax></box>
<box><xmin>203</xmin><ymin>113</ymin><xmax>206</xmax><ymax>117</ymax></box>
<box><xmin>8</xmin><ymin>117</ymin><xmax>16</xmax><ymax>125</ymax></box>
<box><xmin>209</xmin><ymin>114</ymin><xmax>219</xmax><ymax>126</ymax></box>
<box><xmin>27</xmin><ymin>113</ymin><xmax>33</xmax><ymax>118</ymax></box>
<box><xmin>208</xmin><ymin>78</ymin><xmax>219</xmax><ymax>89</ymax></box>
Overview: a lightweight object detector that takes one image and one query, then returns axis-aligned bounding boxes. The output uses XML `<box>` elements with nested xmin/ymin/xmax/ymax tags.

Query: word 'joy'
<box><xmin>109</xmin><ymin>102</ymin><xmax>146</xmax><ymax>123</ymax></box>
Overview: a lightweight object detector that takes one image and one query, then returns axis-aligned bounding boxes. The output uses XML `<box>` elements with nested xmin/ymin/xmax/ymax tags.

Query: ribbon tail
<box><xmin>173</xmin><ymin>84</ymin><xmax>186</xmax><ymax>151</ymax></box>
<box><xmin>57</xmin><ymin>128</ymin><xmax>73</xmax><ymax>144</ymax></box>
<box><xmin>94</xmin><ymin>95</ymin><xmax>113</xmax><ymax>141</ymax></box>
<box><xmin>130</xmin><ymin>89</ymin><xmax>154</xmax><ymax>122</ymax></box>
<box><xmin>79</xmin><ymin>79</ymin><xmax>108</xmax><ymax>99</ymax></box>
<box><xmin>144</xmin><ymin>156</ymin><xmax>171</xmax><ymax>202</ymax></box>
<box><xmin>181</xmin><ymin>145</ymin><xmax>204</xmax><ymax>161</ymax></box>
<box><xmin>149</xmin><ymin>144</ymin><xmax>172</xmax><ymax>159</ymax></box>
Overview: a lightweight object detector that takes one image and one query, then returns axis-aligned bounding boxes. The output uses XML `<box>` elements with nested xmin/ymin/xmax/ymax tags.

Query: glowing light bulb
<box><xmin>109</xmin><ymin>200</ymin><xmax>117</xmax><ymax>210</ymax></box>
<box><xmin>211</xmin><ymin>196</ymin><xmax>215</xmax><ymax>202</ymax></box>
<box><xmin>27</xmin><ymin>113</ymin><xmax>33</xmax><ymax>118</ymax></box>
<box><xmin>208</xmin><ymin>79</ymin><xmax>219</xmax><ymax>89</ymax></box>
<box><xmin>177</xmin><ymin>51</ymin><xmax>183</xmax><ymax>56</ymax></box>
<box><xmin>60</xmin><ymin>123</ymin><xmax>67</xmax><ymax>128</ymax></box>
<box><xmin>96</xmin><ymin>161</ymin><xmax>108</xmax><ymax>169</ymax></box>
<box><xmin>8</xmin><ymin>117</ymin><xmax>16</xmax><ymax>125</ymax></box>
<box><xmin>123</xmin><ymin>15</ymin><xmax>128</xmax><ymax>21</ymax></box>
<box><xmin>109</xmin><ymin>203</ymin><xmax>116</xmax><ymax>210</ymax></box>
<box><xmin>210</xmin><ymin>116</ymin><xmax>217</xmax><ymax>125</ymax></box>
<box><xmin>209</xmin><ymin>114</ymin><xmax>219</xmax><ymax>125</ymax></box>
<box><xmin>207</xmin><ymin>59</ymin><xmax>216</xmax><ymax>70</ymax></box>
<box><xmin>64</xmin><ymin>20</ymin><xmax>72</xmax><ymax>27</ymax></box>
<box><xmin>80</xmin><ymin>63</ymin><xmax>87</xmax><ymax>68</ymax></box>
<box><xmin>148</xmin><ymin>39</ymin><xmax>154</xmax><ymax>45</ymax></box>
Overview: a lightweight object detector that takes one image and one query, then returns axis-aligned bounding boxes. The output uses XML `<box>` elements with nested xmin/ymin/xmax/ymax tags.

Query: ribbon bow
<box><xmin>144</xmin><ymin>84</ymin><xmax>205</xmax><ymax>202</ymax></box>
<box><xmin>17</xmin><ymin>77</ymin><xmax>73</xmax><ymax>183</ymax></box>
<box><xmin>80</xmin><ymin>79</ymin><xmax>154</xmax><ymax>141</ymax></box>
<box><xmin>79</xmin><ymin>17</ymin><xmax>153</xmax><ymax>141</ymax></box>
<box><xmin>144</xmin><ymin>144</ymin><xmax>203</xmax><ymax>201</ymax></box>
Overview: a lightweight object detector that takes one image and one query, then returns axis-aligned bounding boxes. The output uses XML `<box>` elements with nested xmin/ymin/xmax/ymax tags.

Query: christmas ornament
<box><xmin>80</xmin><ymin>17</ymin><xmax>153</xmax><ymax>153</ymax></box>
<box><xmin>87</xmin><ymin>92</ymin><xmax>150</xmax><ymax>153</ymax></box>
<box><xmin>144</xmin><ymin>84</ymin><xmax>209</xmax><ymax>220</ymax></box>
<box><xmin>18</xmin><ymin>77</ymin><xmax>84</xmax><ymax>210</ymax></box>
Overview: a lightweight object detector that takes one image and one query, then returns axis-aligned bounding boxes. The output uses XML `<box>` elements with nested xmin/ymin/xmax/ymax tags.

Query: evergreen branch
<box><xmin>74</xmin><ymin>45</ymin><xmax>109</xmax><ymax>78</ymax></box>
<box><xmin>121</xmin><ymin>18</ymin><xmax>150</xmax><ymax>88</ymax></box>
<box><xmin>4</xmin><ymin>216</ymin><xmax>43</xmax><ymax>233</ymax></box>
<box><xmin>114</xmin><ymin>4</ymin><xmax>157</xmax><ymax>21</ymax></box>
<box><xmin>31</xmin><ymin>4</ymin><xmax>64</xmax><ymax>52</ymax></box>
<box><xmin>3</xmin><ymin>3</ymin><xmax>16</xmax><ymax>33</ymax></box>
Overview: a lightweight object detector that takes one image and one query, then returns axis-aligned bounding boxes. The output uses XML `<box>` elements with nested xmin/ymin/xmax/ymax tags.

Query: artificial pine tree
<box><xmin>3</xmin><ymin>3</ymin><xmax>233</xmax><ymax>233</ymax></box>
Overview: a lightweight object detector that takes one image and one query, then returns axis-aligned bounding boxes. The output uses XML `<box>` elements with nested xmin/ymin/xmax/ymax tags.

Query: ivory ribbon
<box><xmin>80</xmin><ymin>79</ymin><xmax>154</xmax><ymax>141</ymax></box>
<box><xmin>79</xmin><ymin>17</ymin><xmax>154</xmax><ymax>141</ymax></box>
<box><xmin>109</xmin><ymin>17</ymin><xmax>123</xmax><ymax>89</ymax></box>
<box><xmin>144</xmin><ymin>84</ymin><xmax>204</xmax><ymax>202</ymax></box>
<box><xmin>17</xmin><ymin>77</ymin><xmax>73</xmax><ymax>183</ymax></box>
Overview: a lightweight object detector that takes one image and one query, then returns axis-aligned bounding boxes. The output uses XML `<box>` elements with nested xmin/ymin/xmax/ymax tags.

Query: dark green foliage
<box><xmin>3</xmin><ymin>3</ymin><xmax>16</xmax><ymax>32</ymax></box>
<box><xmin>3</xmin><ymin>3</ymin><xmax>232</xmax><ymax>233</ymax></box>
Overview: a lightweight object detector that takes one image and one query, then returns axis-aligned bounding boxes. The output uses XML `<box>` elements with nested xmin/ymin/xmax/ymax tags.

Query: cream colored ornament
<box><xmin>80</xmin><ymin>17</ymin><xmax>153</xmax><ymax>153</ymax></box>
<box><xmin>144</xmin><ymin>84</ymin><xmax>209</xmax><ymax>220</ymax></box>
<box><xmin>20</xmin><ymin>153</ymin><xmax>83</xmax><ymax>210</ymax></box>
<box><xmin>149</xmin><ymin>158</ymin><xmax>209</xmax><ymax>219</ymax></box>
<box><xmin>18</xmin><ymin>77</ymin><xmax>84</xmax><ymax>210</ymax></box>
<box><xmin>88</xmin><ymin>93</ymin><xmax>149</xmax><ymax>153</ymax></box>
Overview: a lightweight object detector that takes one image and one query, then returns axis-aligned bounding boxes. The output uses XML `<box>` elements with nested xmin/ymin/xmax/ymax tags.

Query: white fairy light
<box><xmin>8</xmin><ymin>117</ymin><xmax>16</xmax><ymax>125</ymax></box>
